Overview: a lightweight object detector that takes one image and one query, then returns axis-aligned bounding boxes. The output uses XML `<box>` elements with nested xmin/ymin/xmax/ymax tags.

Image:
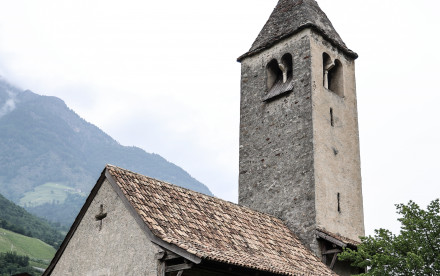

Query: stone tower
<box><xmin>238</xmin><ymin>0</ymin><xmax>364</xmax><ymax>273</ymax></box>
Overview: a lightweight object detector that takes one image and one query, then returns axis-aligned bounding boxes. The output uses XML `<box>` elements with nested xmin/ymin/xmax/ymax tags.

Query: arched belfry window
<box><xmin>263</xmin><ymin>54</ymin><xmax>294</xmax><ymax>101</ymax></box>
<box><xmin>323</xmin><ymin>53</ymin><xmax>332</xmax><ymax>87</ymax></box>
<box><xmin>267</xmin><ymin>59</ymin><xmax>281</xmax><ymax>91</ymax></box>
<box><xmin>281</xmin><ymin>53</ymin><xmax>293</xmax><ymax>82</ymax></box>
<box><xmin>323</xmin><ymin>53</ymin><xmax>344</xmax><ymax>97</ymax></box>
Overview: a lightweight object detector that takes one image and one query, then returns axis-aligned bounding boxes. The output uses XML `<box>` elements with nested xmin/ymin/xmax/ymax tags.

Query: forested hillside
<box><xmin>0</xmin><ymin>193</ymin><xmax>63</xmax><ymax>248</ymax></box>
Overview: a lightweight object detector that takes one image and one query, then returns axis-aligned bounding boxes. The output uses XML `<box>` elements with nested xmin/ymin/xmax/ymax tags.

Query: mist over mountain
<box><xmin>0</xmin><ymin>78</ymin><xmax>212</xmax><ymax>225</ymax></box>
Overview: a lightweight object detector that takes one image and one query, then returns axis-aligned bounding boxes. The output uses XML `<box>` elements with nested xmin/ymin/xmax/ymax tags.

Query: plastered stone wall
<box><xmin>239</xmin><ymin>28</ymin><xmax>365</xmax><ymax>257</ymax></box>
<box><xmin>310</xmin><ymin>31</ymin><xmax>365</xmax><ymax>241</ymax></box>
<box><xmin>239</xmin><ymin>29</ymin><xmax>320</xmax><ymax>253</ymax></box>
<box><xmin>51</xmin><ymin>179</ymin><xmax>160</xmax><ymax>276</ymax></box>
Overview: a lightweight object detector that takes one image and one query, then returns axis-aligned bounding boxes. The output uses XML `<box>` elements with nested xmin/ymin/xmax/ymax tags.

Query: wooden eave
<box><xmin>315</xmin><ymin>229</ymin><xmax>359</xmax><ymax>249</ymax></box>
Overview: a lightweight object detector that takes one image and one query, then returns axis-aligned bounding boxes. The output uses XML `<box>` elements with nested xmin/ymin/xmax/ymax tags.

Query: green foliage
<box><xmin>339</xmin><ymin>199</ymin><xmax>440</xmax><ymax>276</ymax></box>
<box><xmin>0</xmin><ymin>193</ymin><xmax>64</xmax><ymax>248</ymax></box>
<box><xmin>0</xmin><ymin>251</ymin><xmax>37</xmax><ymax>276</ymax></box>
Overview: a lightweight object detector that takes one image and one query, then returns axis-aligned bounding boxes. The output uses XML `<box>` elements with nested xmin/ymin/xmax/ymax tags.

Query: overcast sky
<box><xmin>0</xmin><ymin>0</ymin><xmax>439</xmax><ymax>236</ymax></box>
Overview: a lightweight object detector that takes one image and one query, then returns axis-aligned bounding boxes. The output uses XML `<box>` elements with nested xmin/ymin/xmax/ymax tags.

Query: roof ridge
<box><xmin>105</xmin><ymin>164</ymin><xmax>288</xmax><ymax>225</ymax></box>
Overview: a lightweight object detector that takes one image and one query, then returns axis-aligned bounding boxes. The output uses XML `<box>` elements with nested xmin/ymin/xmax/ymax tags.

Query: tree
<box><xmin>0</xmin><ymin>252</ymin><xmax>36</xmax><ymax>276</ymax></box>
<box><xmin>339</xmin><ymin>199</ymin><xmax>440</xmax><ymax>276</ymax></box>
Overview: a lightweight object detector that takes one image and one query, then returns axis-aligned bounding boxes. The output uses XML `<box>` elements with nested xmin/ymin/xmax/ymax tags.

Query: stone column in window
<box><xmin>324</xmin><ymin>61</ymin><xmax>335</xmax><ymax>89</ymax></box>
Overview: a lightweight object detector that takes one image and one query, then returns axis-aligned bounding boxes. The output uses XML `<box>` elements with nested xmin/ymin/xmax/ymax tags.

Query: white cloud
<box><xmin>0</xmin><ymin>89</ymin><xmax>17</xmax><ymax>118</ymax></box>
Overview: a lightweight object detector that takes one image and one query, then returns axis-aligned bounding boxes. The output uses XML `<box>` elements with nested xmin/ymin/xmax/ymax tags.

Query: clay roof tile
<box><xmin>106</xmin><ymin>165</ymin><xmax>336</xmax><ymax>276</ymax></box>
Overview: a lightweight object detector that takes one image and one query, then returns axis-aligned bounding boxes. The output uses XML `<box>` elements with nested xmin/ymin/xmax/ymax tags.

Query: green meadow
<box><xmin>0</xmin><ymin>227</ymin><xmax>55</xmax><ymax>269</ymax></box>
<box><xmin>19</xmin><ymin>182</ymin><xmax>86</xmax><ymax>207</ymax></box>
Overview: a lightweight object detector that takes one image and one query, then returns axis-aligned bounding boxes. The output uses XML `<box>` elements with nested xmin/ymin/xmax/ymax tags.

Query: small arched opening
<box><xmin>266</xmin><ymin>59</ymin><xmax>281</xmax><ymax>91</ymax></box>
<box><xmin>264</xmin><ymin>54</ymin><xmax>294</xmax><ymax>101</ymax></box>
<box><xmin>281</xmin><ymin>53</ymin><xmax>293</xmax><ymax>82</ymax></box>
<box><xmin>323</xmin><ymin>53</ymin><xmax>332</xmax><ymax>88</ymax></box>
<box><xmin>328</xmin><ymin>59</ymin><xmax>344</xmax><ymax>97</ymax></box>
<box><xmin>323</xmin><ymin>53</ymin><xmax>344</xmax><ymax>97</ymax></box>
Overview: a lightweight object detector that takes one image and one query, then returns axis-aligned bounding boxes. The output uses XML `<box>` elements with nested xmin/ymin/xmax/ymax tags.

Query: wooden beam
<box><xmin>165</xmin><ymin>263</ymin><xmax>193</xmax><ymax>272</ymax></box>
<box><xmin>156</xmin><ymin>251</ymin><xmax>166</xmax><ymax>260</ymax></box>
<box><xmin>329</xmin><ymin>253</ymin><xmax>338</xmax><ymax>270</ymax></box>
<box><xmin>157</xmin><ymin>260</ymin><xmax>165</xmax><ymax>276</ymax></box>
<box><xmin>194</xmin><ymin>259</ymin><xmax>277</xmax><ymax>276</ymax></box>
<box><xmin>320</xmin><ymin>241</ymin><xmax>327</xmax><ymax>264</ymax></box>
<box><xmin>322</xmin><ymin>249</ymin><xmax>342</xmax><ymax>255</ymax></box>
<box><xmin>163</xmin><ymin>252</ymin><xmax>181</xmax><ymax>261</ymax></box>
<box><xmin>316</xmin><ymin>230</ymin><xmax>347</xmax><ymax>248</ymax></box>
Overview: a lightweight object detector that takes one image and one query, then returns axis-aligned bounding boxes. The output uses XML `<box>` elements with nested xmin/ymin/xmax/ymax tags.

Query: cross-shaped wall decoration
<box><xmin>95</xmin><ymin>204</ymin><xmax>107</xmax><ymax>231</ymax></box>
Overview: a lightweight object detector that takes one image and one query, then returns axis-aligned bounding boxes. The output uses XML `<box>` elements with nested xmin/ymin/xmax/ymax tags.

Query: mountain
<box><xmin>0</xmin><ymin>78</ymin><xmax>213</xmax><ymax>226</ymax></box>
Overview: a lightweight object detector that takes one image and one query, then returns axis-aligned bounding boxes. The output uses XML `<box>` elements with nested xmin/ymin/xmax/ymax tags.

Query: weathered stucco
<box><xmin>51</xmin><ymin>179</ymin><xmax>160</xmax><ymax>276</ymax></box>
<box><xmin>310</xmin><ymin>31</ymin><xmax>365</xmax><ymax>241</ymax></box>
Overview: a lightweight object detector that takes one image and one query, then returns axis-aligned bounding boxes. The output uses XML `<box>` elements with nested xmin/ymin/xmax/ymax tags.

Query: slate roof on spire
<box><xmin>238</xmin><ymin>0</ymin><xmax>357</xmax><ymax>61</ymax></box>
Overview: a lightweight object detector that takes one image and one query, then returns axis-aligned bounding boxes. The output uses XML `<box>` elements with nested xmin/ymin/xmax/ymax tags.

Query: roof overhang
<box><xmin>315</xmin><ymin>228</ymin><xmax>360</xmax><ymax>249</ymax></box>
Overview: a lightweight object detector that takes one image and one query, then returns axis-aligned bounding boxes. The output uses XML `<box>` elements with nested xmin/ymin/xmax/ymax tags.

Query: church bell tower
<box><xmin>238</xmin><ymin>0</ymin><xmax>365</xmax><ymax>274</ymax></box>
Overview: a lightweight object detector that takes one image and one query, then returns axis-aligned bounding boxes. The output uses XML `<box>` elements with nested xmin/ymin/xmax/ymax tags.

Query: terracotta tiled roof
<box><xmin>107</xmin><ymin>165</ymin><xmax>336</xmax><ymax>276</ymax></box>
<box><xmin>238</xmin><ymin>0</ymin><xmax>357</xmax><ymax>61</ymax></box>
<box><xmin>316</xmin><ymin>228</ymin><xmax>360</xmax><ymax>248</ymax></box>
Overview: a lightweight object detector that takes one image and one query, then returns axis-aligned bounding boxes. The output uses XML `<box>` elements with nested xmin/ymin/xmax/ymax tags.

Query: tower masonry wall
<box><xmin>310</xmin><ymin>31</ymin><xmax>365</xmax><ymax>241</ymax></box>
<box><xmin>238</xmin><ymin>29</ymin><xmax>320</xmax><ymax>253</ymax></box>
<box><xmin>51</xmin><ymin>179</ymin><xmax>160</xmax><ymax>276</ymax></box>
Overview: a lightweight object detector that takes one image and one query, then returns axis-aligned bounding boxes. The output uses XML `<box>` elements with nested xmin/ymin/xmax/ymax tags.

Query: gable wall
<box><xmin>51</xmin><ymin>179</ymin><xmax>160</xmax><ymax>276</ymax></box>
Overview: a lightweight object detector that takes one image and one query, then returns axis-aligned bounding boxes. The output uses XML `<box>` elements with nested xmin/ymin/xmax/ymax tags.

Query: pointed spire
<box><xmin>238</xmin><ymin>0</ymin><xmax>357</xmax><ymax>61</ymax></box>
